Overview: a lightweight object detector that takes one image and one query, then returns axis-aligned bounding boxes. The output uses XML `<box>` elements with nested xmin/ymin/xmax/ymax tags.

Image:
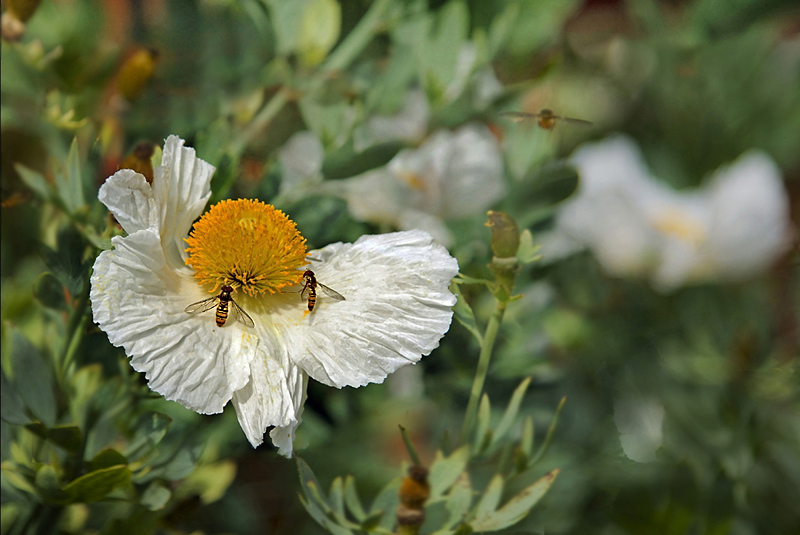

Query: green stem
<box><xmin>459</xmin><ymin>300</ymin><xmax>507</xmax><ymax>444</ymax></box>
<box><xmin>229</xmin><ymin>0</ymin><xmax>393</xmax><ymax>157</ymax></box>
<box><xmin>229</xmin><ymin>88</ymin><xmax>290</xmax><ymax>157</ymax></box>
<box><xmin>322</xmin><ymin>0</ymin><xmax>392</xmax><ymax>74</ymax></box>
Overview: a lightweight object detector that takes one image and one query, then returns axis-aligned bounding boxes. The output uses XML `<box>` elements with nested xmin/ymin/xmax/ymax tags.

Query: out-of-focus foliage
<box><xmin>2</xmin><ymin>0</ymin><xmax>799</xmax><ymax>534</ymax></box>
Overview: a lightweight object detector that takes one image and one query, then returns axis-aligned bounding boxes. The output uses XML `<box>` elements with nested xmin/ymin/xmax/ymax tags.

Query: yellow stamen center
<box><xmin>651</xmin><ymin>209</ymin><xmax>706</xmax><ymax>248</ymax></box>
<box><xmin>185</xmin><ymin>199</ymin><xmax>307</xmax><ymax>296</ymax></box>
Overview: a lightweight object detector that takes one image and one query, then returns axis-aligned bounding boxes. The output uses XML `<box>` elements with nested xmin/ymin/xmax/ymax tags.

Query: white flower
<box><xmin>614</xmin><ymin>396</ymin><xmax>664</xmax><ymax>463</ymax></box>
<box><xmin>90</xmin><ymin>136</ymin><xmax>458</xmax><ymax>456</ymax></box>
<box><xmin>353</xmin><ymin>89</ymin><xmax>430</xmax><ymax>152</ymax></box>
<box><xmin>550</xmin><ymin>135</ymin><xmax>792</xmax><ymax>291</ymax></box>
<box><xmin>323</xmin><ymin>123</ymin><xmax>506</xmax><ymax>246</ymax></box>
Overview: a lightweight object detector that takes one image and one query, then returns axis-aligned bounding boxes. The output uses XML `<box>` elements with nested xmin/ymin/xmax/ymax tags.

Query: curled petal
<box><xmin>274</xmin><ymin>230</ymin><xmax>458</xmax><ymax>388</ymax></box>
<box><xmin>152</xmin><ymin>135</ymin><xmax>216</xmax><ymax>269</ymax></box>
<box><xmin>232</xmin><ymin>329</ymin><xmax>308</xmax><ymax>455</ymax></box>
<box><xmin>98</xmin><ymin>169</ymin><xmax>158</xmax><ymax>234</ymax></box>
<box><xmin>90</xmin><ymin>228</ymin><xmax>255</xmax><ymax>414</ymax></box>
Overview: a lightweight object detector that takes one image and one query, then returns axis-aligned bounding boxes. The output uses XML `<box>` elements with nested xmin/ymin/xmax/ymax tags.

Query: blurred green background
<box><xmin>1</xmin><ymin>0</ymin><xmax>799</xmax><ymax>534</ymax></box>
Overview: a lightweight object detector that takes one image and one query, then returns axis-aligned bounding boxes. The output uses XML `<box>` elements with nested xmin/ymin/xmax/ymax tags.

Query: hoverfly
<box><xmin>300</xmin><ymin>270</ymin><xmax>345</xmax><ymax>312</ymax></box>
<box><xmin>184</xmin><ymin>285</ymin><xmax>255</xmax><ymax>328</ymax></box>
<box><xmin>500</xmin><ymin>109</ymin><xmax>592</xmax><ymax>130</ymax></box>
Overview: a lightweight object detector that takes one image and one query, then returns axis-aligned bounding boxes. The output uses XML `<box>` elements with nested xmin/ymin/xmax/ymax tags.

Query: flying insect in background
<box><xmin>500</xmin><ymin>109</ymin><xmax>592</xmax><ymax>130</ymax></box>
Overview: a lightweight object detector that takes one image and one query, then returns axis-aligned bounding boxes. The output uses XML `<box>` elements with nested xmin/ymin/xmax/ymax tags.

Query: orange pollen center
<box><xmin>184</xmin><ymin>199</ymin><xmax>307</xmax><ymax>296</ymax></box>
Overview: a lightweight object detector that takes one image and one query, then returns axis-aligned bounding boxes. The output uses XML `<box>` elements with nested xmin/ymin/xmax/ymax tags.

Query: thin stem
<box><xmin>459</xmin><ymin>300</ymin><xmax>507</xmax><ymax>444</ymax></box>
<box><xmin>229</xmin><ymin>88</ymin><xmax>290</xmax><ymax>157</ymax></box>
<box><xmin>228</xmin><ymin>0</ymin><xmax>393</xmax><ymax>157</ymax></box>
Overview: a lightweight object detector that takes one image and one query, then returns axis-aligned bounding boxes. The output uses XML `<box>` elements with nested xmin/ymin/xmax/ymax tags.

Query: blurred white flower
<box><xmin>614</xmin><ymin>396</ymin><xmax>664</xmax><ymax>463</ymax></box>
<box><xmin>353</xmin><ymin>89</ymin><xmax>430</xmax><ymax>152</ymax></box>
<box><xmin>91</xmin><ymin>136</ymin><xmax>458</xmax><ymax>457</ymax></box>
<box><xmin>325</xmin><ymin>123</ymin><xmax>506</xmax><ymax>246</ymax></box>
<box><xmin>549</xmin><ymin>135</ymin><xmax>792</xmax><ymax>291</ymax></box>
<box><xmin>278</xmin><ymin>130</ymin><xmax>325</xmax><ymax>199</ymax></box>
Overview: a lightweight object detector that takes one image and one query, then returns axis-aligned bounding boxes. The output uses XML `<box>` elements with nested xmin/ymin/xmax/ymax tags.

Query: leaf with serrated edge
<box><xmin>491</xmin><ymin>378</ymin><xmax>531</xmax><ymax>449</ymax></box>
<box><xmin>472</xmin><ymin>474</ymin><xmax>504</xmax><ymax>523</ymax></box>
<box><xmin>344</xmin><ymin>475</ymin><xmax>366</xmax><ymax>521</ymax></box>
<box><xmin>474</xmin><ymin>394</ymin><xmax>491</xmax><ymax>453</ymax></box>
<box><xmin>471</xmin><ymin>469</ymin><xmax>559</xmax><ymax>531</ymax></box>
<box><xmin>429</xmin><ymin>446</ymin><xmax>469</xmax><ymax>500</ymax></box>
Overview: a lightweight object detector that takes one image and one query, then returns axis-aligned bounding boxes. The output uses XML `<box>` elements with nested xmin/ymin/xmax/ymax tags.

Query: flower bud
<box><xmin>7</xmin><ymin>0</ymin><xmax>42</xmax><ymax>22</ymax></box>
<box><xmin>118</xmin><ymin>48</ymin><xmax>158</xmax><ymax>101</ymax></box>
<box><xmin>118</xmin><ymin>141</ymin><xmax>156</xmax><ymax>183</ymax></box>
<box><xmin>398</xmin><ymin>466</ymin><xmax>430</xmax><ymax>509</ymax></box>
<box><xmin>485</xmin><ymin>210</ymin><xmax>520</xmax><ymax>258</ymax></box>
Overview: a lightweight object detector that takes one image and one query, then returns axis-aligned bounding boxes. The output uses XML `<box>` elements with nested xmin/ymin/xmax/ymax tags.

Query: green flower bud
<box><xmin>485</xmin><ymin>210</ymin><xmax>520</xmax><ymax>258</ymax></box>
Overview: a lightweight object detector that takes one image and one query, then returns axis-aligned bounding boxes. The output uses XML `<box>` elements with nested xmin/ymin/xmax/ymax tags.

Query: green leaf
<box><xmin>46</xmin><ymin>425</ymin><xmax>82</xmax><ymax>453</ymax></box>
<box><xmin>15</xmin><ymin>164</ymin><xmax>50</xmax><ymax>201</ymax></box>
<box><xmin>124</xmin><ymin>412</ymin><xmax>171</xmax><ymax>461</ymax></box>
<box><xmin>35</xmin><ymin>465</ymin><xmax>71</xmax><ymax>505</ymax></box>
<box><xmin>516</xmin><ymin>230</ymin><xmax>542</xmax><ymax>265</ymax></box>
<box><xmin>359</xmin><ymin>510</ymin><xmax>383</xmax><ymax>531</ymax></box>
<box><xmin>369</xmin><ymin>477</ymin><xmax>401</xmax><ymax>530</ymax></box>
<box><xmin>453</xmin><ymin>273</ymin><xmax>493</xmax><ymax>286</ymax></box>
<box><xmin>64</xmin><ymin>137</ymin><xmax>85</xmax><ymax>213</ymax></box>
<box><xmin>0</xmin><ymin>369</ymin><xmax>29</xmax><ymax>425</ymax></box>
<box><xmin>10</xmin><ymin>328</ymin><xmax>56</xmax><ymax>427</ymax></box>
<box><xmin>88</xmin><ymin>449</ymin><xmax>128</xmax><ymax>472</ymax></box>
<box><xmin>529</xmin><ymin>397</ymin><xmax>566</xmax><ymax>467</ymax></box>
<box><xmin>491</xmin><ymin>378</ymin><xmax>531</xmax><ymax>449</ymax></box>
<box><xmin>32</xmin><ymin>272</ymin><xmax>67</xmax><ymax>310</ymax></box>
<box><xmin>526</xmin><ymin>164</ymin><xmax>580</xmax><ymax>208</ymax></box>
<box><xmin>296</xmin><ymin>455</ymin><xmax>326</xmax><ymax>506</ymax></box>
<box><xmin>470</xmin><ymin>469</ymin><xmax>559</xmax><ymax>531</ymax></box>
<box><xmin>429</xmin><ymin>445</ymin><xmax>469</xmax><ymax>500</ymax></box>
<box><xmin>452</xmin><ymin>282</ymin><xmax>483</xmax><ymax>347</ymax></box>
<box><xmin>487</xmin><ymin>3</ymin><xmax>519</xmax><ymax>58</ymax></box>
<box><xmin>161</xmin><ymin>445</ymin><xmax>201</xmax><ymax>481</ymax></box>
<box><xmin>40</xmin><ymin>225</ymin><xmax>89</xmax><ymax>296</ymax></box>
<box><xmin>474</xmin><ymin>394</ymin><xmax>491</xmax><ymax>454</ymax></box>
<box><xmin>298</xmin><ymin>0</ymin><xmax>341</xmax><ymax>67</ymax></box>
<box><xmin>519</xmin><ymin>416</ymin><xmax>534</xmax><ymax>466</ymax></box>
<box><xmin>329</xmin><ymin>476</ymin><xmax>345</xmax><ymax>518</ymax></box>
<box><xmin>343</xmin><ymin>475</ymin><xmax>366</xmax><ymax>522</ymax></box>
<box><xmin>444</xmin><ymin>471</ymin><xmax>472</xmax><ymax>529</ymax></box>
<box><xmin>140</xmin><ymin>481</ymin><xmax>171</xmax><ymax>511</ymax></box>
<box><xmin>471</xmin><ymin>474</ymin><xmax>504</xmax><ymax>524</ymax></box>
<box><xmin>63</xmin><ymin>465</ymin><xmax>131</xmax><ymax>503</ymax></box>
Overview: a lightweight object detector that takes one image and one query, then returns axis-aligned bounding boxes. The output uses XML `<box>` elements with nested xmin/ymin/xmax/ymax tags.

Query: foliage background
<box><xmin>1</xmin><ymin>0</ymin><xmax>799</xmax><ymax>534</ymax></box>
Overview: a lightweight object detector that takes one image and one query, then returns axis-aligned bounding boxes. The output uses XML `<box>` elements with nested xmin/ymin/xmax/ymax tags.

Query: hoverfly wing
<box><xmin>559</xmin><ymin>116</ymin><xmax>593</xmax><ymax>127</ymax></box>
<box><xmin>229</xmin><ymin>299</ymin><xmax>255</xmax><ymax>328</ymax></box>
<box><xmin>184</xmin><ymin>296</ymin><xmax>220</xmax><ymax>315</ymax></box>
<box><xmin>498</xmin><ymin>111</ymin><xmax>538</xmax><ymax>123</ymax></box>
<box><xmin>317</xmin><ymin>282</ymin><xmax>345</xmax><ymax>301</ymax></box>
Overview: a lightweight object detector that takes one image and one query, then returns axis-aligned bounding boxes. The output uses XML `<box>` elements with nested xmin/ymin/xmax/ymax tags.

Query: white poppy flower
<box><xmin>550</xmin><ymin>135</ymin><xmax>792</xmax><ymax>291</ymax></box>
<box><xmin>353</xmin><ymin>89</ymin><xmax>430</xmax><ymax>152</ymax></box>
<box><xmin>90</xmin><ymin>136</ymin><xmax>459</xmax><ymax>457</ymax></box>
<box><xmin>322</xmin><ymin>123</ymin><xmax>505</xmax><ymax>246</ymax></box>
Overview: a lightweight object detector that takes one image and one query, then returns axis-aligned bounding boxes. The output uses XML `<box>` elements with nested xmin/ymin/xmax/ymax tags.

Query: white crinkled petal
<box><xmin>272</xmin><ymin>230</ymin><xmax>458</xmax><ymax>388</ymax></box>
<box><xmin>90</xmin><ymin>228</ymin><xmax>255</xmax><ymax>414</ymax></box>
<box><xmin>152</xmin><ymin>135</ymin><xmax>216</xmax><ymax>269</ymax></box>
<box><xmin>398</xmin><ymin>209</ymin><xmax>453</xmax><ymax>247</ymax></box>
<box><xmin>98</xmin><ymin>169</ymin><xmax>158</xmax><ymax>233</ymax></box>
<box><xmin>269</xmin><ymin>374</ymin><xmax>308</xmax><ymax>457</ymax></box>
<box><xmin>231</xmin><ymin>327</ymin><xmax>307</xmax><ymax>454</ymax></box>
